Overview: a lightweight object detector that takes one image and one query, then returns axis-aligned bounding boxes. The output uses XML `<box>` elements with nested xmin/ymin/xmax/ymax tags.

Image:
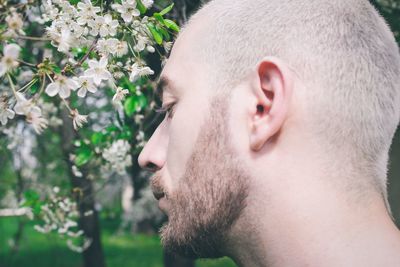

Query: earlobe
<box><xmin>248</xmin><ymin>57</ymin><xmax>293</xmax><ymax>152</ymax></box>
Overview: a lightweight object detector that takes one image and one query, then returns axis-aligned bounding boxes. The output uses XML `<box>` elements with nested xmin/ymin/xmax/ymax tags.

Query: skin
<box><xmin>138</xmin><ymin>14</ymin><xmax>400</xmax><ymax>267</ymax></box>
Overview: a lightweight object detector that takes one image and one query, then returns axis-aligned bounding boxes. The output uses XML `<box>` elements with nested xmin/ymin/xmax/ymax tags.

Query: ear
<box><xmin>249</xmin><ymin>56</ymin><xmax>294</xmax><ymax>151</ymax></box>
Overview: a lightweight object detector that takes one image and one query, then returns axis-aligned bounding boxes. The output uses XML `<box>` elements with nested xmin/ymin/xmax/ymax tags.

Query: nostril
<box><xmin>145</xmin><ymin>162</ymin><xmax>159</xmax><ymax>172</ymax></box>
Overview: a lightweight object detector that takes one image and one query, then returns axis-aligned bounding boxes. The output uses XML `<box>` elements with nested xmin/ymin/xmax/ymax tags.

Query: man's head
<box><xmin>138</xmin><ymin>0</ymin><xmax>400</xmax><ymax>259</ymax></box>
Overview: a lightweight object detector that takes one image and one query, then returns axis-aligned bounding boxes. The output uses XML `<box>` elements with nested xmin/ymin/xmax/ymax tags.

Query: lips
<box><xmin>153</xmin><ymin>189</ymin><xmax>165</xmax><ymax>200</ymax></box>
<box><xmin>150</xmin><ymin>173</ymin><xmax>166</xmax><ymax>200</ymax></box>
<box><xmin>158</xmin><ymin>196</ymin><xmax>169</xmax><ymax>214</ymax></box>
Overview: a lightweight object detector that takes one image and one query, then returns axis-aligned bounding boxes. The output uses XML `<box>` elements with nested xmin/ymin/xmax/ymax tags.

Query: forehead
<box><xmin>159</xmin><ymin>17</ymin><xmax>211</xmax><ymax>97</ymax></box>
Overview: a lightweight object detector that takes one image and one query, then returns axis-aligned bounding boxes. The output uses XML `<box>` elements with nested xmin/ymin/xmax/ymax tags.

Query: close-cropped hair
<box><xmin>186</xmin><ymin>0</ymin><xmax>400</xmax><ymax>209</ymax></box>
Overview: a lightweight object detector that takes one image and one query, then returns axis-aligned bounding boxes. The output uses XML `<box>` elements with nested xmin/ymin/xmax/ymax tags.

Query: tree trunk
<box><xmin>71</xmin><ymin>174</ymin><xmax>106</xmax><ymax>267</ymax></box>
<box><xmin>61</xmin><ymin>109</ymin><xmax>106</xmax><ymax>267</ymax></box>
<box><xmin>11</xmin><ymin>169</ymin><xmax>25</xmax><ymax>254</ymax></box>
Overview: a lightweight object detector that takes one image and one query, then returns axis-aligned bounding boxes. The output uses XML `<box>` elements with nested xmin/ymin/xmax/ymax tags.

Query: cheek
<box><xmin>166</xmin><ymin>96</ymin><xmax>208</xmax><ymax>190</ymax></box>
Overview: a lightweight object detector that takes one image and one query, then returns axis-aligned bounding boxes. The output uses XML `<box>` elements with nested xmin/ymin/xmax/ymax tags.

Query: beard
<box><xmin>150</xmin><ymin>93</ymin><xmax>249</xmax><ymax>259</ymax></box>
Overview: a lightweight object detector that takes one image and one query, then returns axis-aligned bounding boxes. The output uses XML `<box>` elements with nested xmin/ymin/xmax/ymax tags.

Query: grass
<box><xmin>0</xmin><ymin>217</ymin><xmax>237</xmax><ymax>267</ymax></box>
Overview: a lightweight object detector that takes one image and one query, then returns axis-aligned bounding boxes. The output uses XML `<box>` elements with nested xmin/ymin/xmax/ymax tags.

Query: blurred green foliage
<box><xmin>0</xmin><ymin>217</ymin><xmax>236</xmax><ymax>267</ymax></box>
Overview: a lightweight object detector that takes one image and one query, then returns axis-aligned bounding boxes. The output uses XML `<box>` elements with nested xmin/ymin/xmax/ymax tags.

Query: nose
<box><xmin>138</xmin><ymin>120</ymin><xmax>169</xmax><ymax>172</ymax></box>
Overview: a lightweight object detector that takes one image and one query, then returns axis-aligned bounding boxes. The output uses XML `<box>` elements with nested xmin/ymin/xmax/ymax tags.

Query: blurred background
<box><xmin>0</xmin><ymin>1</ymin><xmax>399</xmax><ymax>267</ymax></box>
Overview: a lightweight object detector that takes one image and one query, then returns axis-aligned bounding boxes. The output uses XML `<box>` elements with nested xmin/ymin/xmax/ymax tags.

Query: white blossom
<box><xmin>102</xmin><ymin>140</ymin><xmax>132</xmax><ymax>175</ymax></box>
<box><xmin>112</xmin><ymin>87</ymin><xmax>129</xmax><ymax>104</ymax></box>
<box><xmin>76</xmin><ymin>76</ymin><xmax>97</xmax><ymax>97</ymax></box>
<box><xmin>34</xmin><ymin>224</ymin><xmax>52</xmax><ymax>234</ymax></box>
<box><xmin>67</xmin><ymin>238</ymin><xmax>92</xmax><ymax>253</ymax></box>
<box><xmin>71</xmin><ymin>22</ymin><xmax>89</xmax><ymax>38</ymax></box>
<box><xmin>27</xmin><ymin>110</ymin><xmax>48</xmax><ymax>134</ymax></box>
<box><xmin>14</xmin><ymin>92</ymin><xmax>40</xmax><ymax>116</ymax></box>
<box><xmin>0</xmin><ymin>97</ymin><xmax>15</xmax><ymax>125</ymax></box>
<box><xmin>72</xmin><ymin>165</ymin><xmax>83</xmax><ymax>177</ymax></box>
<box><xmin>146</xmin><ymin>45</ymin><xmax>155</xmax><ymax>53</ymax></box>
<box><xmin>136</xmin><ymin>130</ymin><xmax>144</xmax><ymax>142</ymax></box>
<box><xmin>96</xmin><ymin>38</ymin><xmax>118</xmax><ymax>55</ymax></box>
<box><xmin>163</xmin><ymin>41</ymin><xmax>173</xmax><ymax>53</ymax></box>
<box><xmin>112</xmin><ymin>0</ymin><xmax>140</xmax><ymax>23</ymax></box>
<box><xmin>114</xmin><ymin>41</ymin><xmax>129</xmax><ymax>57</ymax></box>
<box><xmin>101</xmin><ymin>14</ymin><xmax>119</xmax><ymax>37</ymax></box>
<box><xmin>77</xmin><ymin>0</ymin><xmax>100</xmax><ymax>25</ymax></box>
<box><xmin>0</xmin><ymin>43</ymin><xmax>21</xmax><ymax>77</ymax></box>
<box><xmin>13</xmin><ymin>93</ymin><xmax>48</xmax><ymax>134</ymax></box>
<box><xmin>41</xmin><ymin>1</ymin><xmax>59</xmax><ymax>22</ymax></box>
<box><xmin>142</xmin><ymin>0</ymin><xmax>154</xmax><ymax>8</ymax></box>
<box><xmin>88</xmin><ymin>14</ymin><xmax>118</xmax><ymax>37</ymax></box>
<box><xmin>84</xmin><ymin>57</ymin><xmax>112</xmax><ymax>85</ymax></box>
<box><xmin>45</xmin><ymin>75</ymin><xmax>79</xmax><ymax>98</ymax></box>
<box><xmin>129</xmin><ymin>63</ymin><xmax>154</xmax><ymax>82</ymax></box>
<box><xmin>58</xmin><ymin>28</ymin><xmax>74</xmax><ymax>53</ymax></box>
<box><xmin>134</xmin><ymin>114</ymin><xmax>144</xmax><ymax>124</ymax></box>
<box><xmin>58</xmin><ymin>219</ymin><xmax>77</xmax><ymax>234</ymax></box>
<box><xmin>70</xmin><ymin>109</ymin><xmax>88</xmax><ymax>130</ymax></box>
<box><xmin>5</xmin><ymin>12</ymin><xmax>25</xmax><ymax>36</ymax></box>
<box><xmin>133</xmin><ymin>35</ymin><xmax>149</xmax><ymax>52</ymax></box>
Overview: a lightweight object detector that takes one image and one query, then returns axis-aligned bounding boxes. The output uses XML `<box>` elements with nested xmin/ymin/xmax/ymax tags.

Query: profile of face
<box><xmin>150</xmin><ymin>93</ymin><xmax>249</xmax><ymax>258</ymax></box>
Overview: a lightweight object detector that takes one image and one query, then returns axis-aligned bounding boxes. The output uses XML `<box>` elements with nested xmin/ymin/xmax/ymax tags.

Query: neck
<box><xmin>224</xmin><ymin>177</ymin><xmax>400</xmax><ymax>267</ymax></box>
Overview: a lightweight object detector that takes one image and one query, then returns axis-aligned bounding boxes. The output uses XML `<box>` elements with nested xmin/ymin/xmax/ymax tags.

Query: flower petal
<box><xmin>0</xmin><ymin>63</ymin><xmax>6</xmax><ymax>77</ymax></box>
<box><xmin>4</xmin><ymin>44</ymin><xmax>21</xmax><ymax>59</ymax></box>
<box><xmin>0</xmin><ymin>116</ymin><xmax>7</xmax><ymax>125</ymax></box>
<box><xmin>87</xmin><ymin>84</ymin><xmax>97</xmax><ymax>93</ymax></box>
<box><xmin>31</xmin><ymin>106</ymin><xmax>42</xmax><ymax>115</ymax></box>
<box><xmin>45</xmin><ymin>83</ymin><xmax>60</xmax><ymax>97</ymax></box>
<box><xmin>7</xmin><ymin>109</ymin><xmax>15</xmax><ymax>119</ymax></box>
<box><xmin>59</xmin><ymin>87</ymin><xmax>71</xmax><ymax>98</ymax></box>
<box><xmin>77</xmin><ymin>88</ymin><xmax>87</xmax><ymax>97</ymax></box>
<box><xmin>67</xmin><ymin>78</ymin><xmax>79</xmax><ymax>90</ymax></box>
<box><xmin>99</xmin><ymin>57</ymin><xmax>108</xmax><ymax>68</ymax></box>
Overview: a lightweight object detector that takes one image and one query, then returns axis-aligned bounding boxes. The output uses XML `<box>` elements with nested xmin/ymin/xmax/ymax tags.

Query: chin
<box><xmin>159</xmin><ymin>219</ymin><xmax>228</xmax><ymax>259</ymax></box>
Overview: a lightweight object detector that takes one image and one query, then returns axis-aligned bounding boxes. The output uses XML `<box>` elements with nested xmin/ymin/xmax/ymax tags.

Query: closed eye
<box><xmin>155</xmin><ymin>102</ymin><xmax>176</xmax><ymax>119</ymax></box>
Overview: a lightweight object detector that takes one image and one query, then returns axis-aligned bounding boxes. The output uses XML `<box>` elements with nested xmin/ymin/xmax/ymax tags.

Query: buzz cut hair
<box><xmin>185</xmin><ymin>0</ymin><xmax>400</xmax><ymax>210</ymax></box>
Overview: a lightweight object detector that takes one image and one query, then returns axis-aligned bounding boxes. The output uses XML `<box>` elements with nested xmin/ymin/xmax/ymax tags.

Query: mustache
<box><xmin>150</xmin><ymin>173</ymin><xmax>167</xmax><ymax>200</ymax></box>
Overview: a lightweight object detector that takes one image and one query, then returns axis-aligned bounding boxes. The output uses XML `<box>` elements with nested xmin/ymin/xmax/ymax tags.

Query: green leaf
<box><xmin>153</xmin><ymin>13</ymin><xmax>165</xmax><ymax>24</ymax></box>
<box><xmin>52</xmin><ymin>65</ymin><xmax>61</xmax><ymax>74</ymax></box>
<box><xmin>159</xmin><ymin>3</ymin><xmax>174</xmax><ymax>16</ymax></box>
<box><xmin>164</xmin><ymin>19</ymin><xmax>180</xmax><ymax>32</ymax></box>
<box><xmin>136</xmin><ymin>0</ymin><xmax>147</xmax><ymax>14</ymax></box>
<box><xmin>75</xmin><ymin>146</ymin><xmax>93</xmax><ymax>166</ymax></box>
<box><xmin>158</xmin><ymin>27</ymin><xmax>171</xmax><ymax>41</ymax></box>
<box><xmin>29</xmin><ymin>80</ymin><xmax>40</xmax><ymax>94</ymax></box>
<box><xmin>119</xmin><ymin>126</ymin><xmax>133</xmax><ymax>140</ymax></box>
<box><xmin>91</xmin><ymin>132</ymin><xmax>103</xmax><ymax>145</ymax></box>
<box><xmin>122</xmin><ymin>76</ymin><xmax>135</xmax><ymax>91</ymax></box>
<box><xmin>124</xmin><ymin>95</ymin><xmax>148</xmax><ymax>116</ymax></box>
<box><xmin>147</xmin><ymin>23</ymin><xmax>163</xmax><ymax>45</ymax></box>
<box><xmin>24</xmin><ymin>190</ymin><xmax>40</xmax><ymax>203</ymax></box>
<box><xmin>81</xmin><ymin>62</ymin><xmax>89</xmax><ymax>70</ymax></box>
<box><xmin>124</xmin><ymin>96</ymin><xmax>138</xmax><ymax>116</ymax></box>
<box><xmin>32</xmin><ymin>203</ymin><xmax>43</xmax><ymax>216</ymax></box>
<box><xmin>105</xmin><ymin>125</ymin><xmax>119</xmax><ymax>133</ymax></box>
<box><xmin>137</xmin><ymin>94</ymin><xmax>148</xmax><ymax>109</ymax></box>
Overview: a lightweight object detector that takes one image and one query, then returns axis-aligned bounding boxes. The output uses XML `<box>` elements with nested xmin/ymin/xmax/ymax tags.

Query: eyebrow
<box><xmin>156</xmin><ymin>76</ymin><xmax>175</xmax><ymax>99</ymax></box>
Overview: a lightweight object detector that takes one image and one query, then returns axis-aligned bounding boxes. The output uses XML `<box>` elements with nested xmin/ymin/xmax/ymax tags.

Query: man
<box><xmin>138</xmin><ymin>0</ymin><xmax>400</xmax><ymax>266</ymax></box>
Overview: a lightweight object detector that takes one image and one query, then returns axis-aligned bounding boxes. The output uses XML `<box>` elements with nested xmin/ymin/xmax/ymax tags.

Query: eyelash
<box><xmin>156</xmin><ymin>102</ymin><xmax>176</xmax><ymax>119</ymax></box>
